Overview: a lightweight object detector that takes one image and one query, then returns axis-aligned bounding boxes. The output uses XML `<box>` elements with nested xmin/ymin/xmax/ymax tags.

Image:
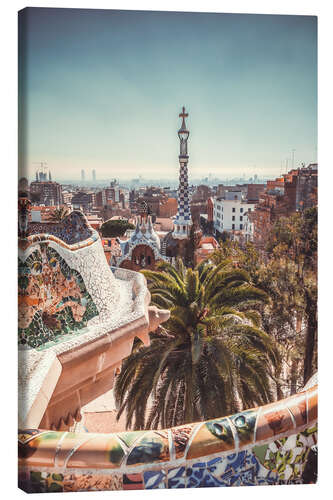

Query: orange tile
<box><xmin>54</xmin><ymin>432</ymin><xmax>93</xmax><ymax>468</ymax></box>
<box><xmin>18</xmin><ymin>431</ymin><xmax>63</xmax><ymax>468</ymax></box>
<box><xmin>285</xmin><ymin>393</ymin><xmax>307</xmax><ymax>427</ymax></box>
<box><xmin>307</xmin><ymin>386</ymin><xmax>318</xmax><ymax>423</ymax></box>
<box><xmin>256</xmin><ymin>403</ymin><xmax>294</xmax><ymax>443</ymax></box>
<box><xmin>186</xmin><ymin>419</ymin><xmax>235</xmax><ymax>460</ymax></box>
<box><xmin>66</xmin><ymin>434</ymin><xmax>125</xmax><ymax>469</ymax></box>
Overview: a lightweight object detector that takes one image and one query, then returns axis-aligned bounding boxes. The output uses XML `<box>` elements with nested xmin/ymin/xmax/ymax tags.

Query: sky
<box><xmin>18</xmin><ymin>8</ymin><xmax>317</xmax><ymax>183</ymax></box>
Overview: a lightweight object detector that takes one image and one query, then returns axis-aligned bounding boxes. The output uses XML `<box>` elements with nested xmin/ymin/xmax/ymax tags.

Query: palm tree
<box><xmin>114</xmin><ymin>258</ymin><xmax>279</xmax><ymax>430</ymax></box>
<box><xmin>50</xmin><ymin>206</ymin><xmax>70</xmax><ymax>223</ymax></box>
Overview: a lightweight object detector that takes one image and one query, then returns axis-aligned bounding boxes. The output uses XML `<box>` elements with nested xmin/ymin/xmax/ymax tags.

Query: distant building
<box><xmin>216</xmin><ymin>183</ymin><xmax>265</xmax><ymax>203</ymax></box>
<box><xmin>81</xmin><ymin>169</ymin><xmax>85</xmax><ymax>182</ymax></box>
<box><xmin>136</xmin><ymin>187</ymin><xmax>168</xmax><ymax>216</ymax></box>
<box><xmin>191</xmin><ymin>185</ymin><xmax>213</xmax><ymax>203</ymax></box>
<box><xmin>207</xmin><ymin>197</ymin><xmax>214</xmax><ymax>223</ymax></box>
<box><xmin>95</xmin><ymin>184</ymin><xmax>127</xmax><ymax>216</ymax></box>
<box><xmin>71</xmin><ymin>191</ymin><xmax>95</xmax><ymax>212</ymax></box>
<box><xmin>30</xmin><ymin>180</ymin><xmax>63</xmax><ymax>206</ymax></box>
<box><xmin>61</xmin><ymin>190</ymin><xmax>73</xmax><ymax>206</ymax></box>
<box><xmin>216</xmin><ymin>184</ymin><xmax>247</xmax><ymax>198</ymax></box>
<box><xmin>295</xmin><ymin>163</ymin><xmax>318</xmax><ymax>211</ymax></box>
<box><xmin>85</xmin><ymin>214</ymin><xmax>103</xmax><ymax>231</ymax></box>
<box><xmin>248</xmin><ymin>164</ymin><xmax>318</xmax><ymax>248</ymax></box>
<box><xmin>129</xmin><ymin>189</ymin><xmax>137</xmax><ymax>212</ymax></box>
<box><xmin>35</xmin><ymin>169</ymin><xmax>48</xmax><ymax>182</ymax></box>
<box><xmin>246</xmin><ymin>184</ymin><xmax>266</xmax><ymax>203</ymax></box>
<box><xmin>101</xmin><ymin>238</ymin><xmax>122</xmax><ymax>266</ymax></box>
<box><xmin>194</xmin><ymin>235</ymin><xmax>219</xmax><ymax>265</ymax></box>
<box><xmin>95</xmin><ymin>190</ymin><xmax>107</xmax><ymax>208</ymax></box>
<box><xmin>212</xmin><ymin>190</ymin><xmax>255</xmax><ymax>236</ymax></box>
<box><xmin>159</xmin><ymin>197</ymin><xmax>177</xmax><ymax>218</ymax></box>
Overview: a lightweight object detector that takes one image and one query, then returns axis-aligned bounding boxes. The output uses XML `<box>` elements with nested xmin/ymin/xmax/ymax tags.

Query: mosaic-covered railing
<box><xmin>18</xmin><ymin>203</ymin><xmax>169</xmax><ymax>433</ymax></box>
<box><xmin>28</xmin><ymin>211</ymin><xmax>96</xmax><ymax>246</ymax></box>
<box><xmin>18</xmin><ymin>376</ymin><xmax>317</xmax><ymax>492</ymax></box>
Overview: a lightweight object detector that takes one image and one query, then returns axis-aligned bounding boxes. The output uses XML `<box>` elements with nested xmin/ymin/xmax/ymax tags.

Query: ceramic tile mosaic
<box><xmin>18</xmin><ymin>383</ymin><xmax>318</xmax><ymax>492</ymax></box>
<box><xmin>18</xmin><ymin>423</ymin><xmax>317</xmax><ymax>492</ymax></box>
<box><xmin>29</xmin><ymin>212</ymin><xmax>94</xmax><ymax>245</ymax></box>
<box><xmin>18</xmin><ymin>244</ymin><xmax>99</xmax><ymax>347</ymax></box>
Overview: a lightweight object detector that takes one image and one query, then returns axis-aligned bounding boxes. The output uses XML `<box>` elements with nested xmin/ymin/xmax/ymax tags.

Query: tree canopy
<box><xmin>100</xmin><ymin>219</ymin><xmax>135</xmax><ymax>238</ymax></box>
<box><xmin>114</xmin><ymin>258</ymin><xmax>278</xmax><ymax>430</ymax></box>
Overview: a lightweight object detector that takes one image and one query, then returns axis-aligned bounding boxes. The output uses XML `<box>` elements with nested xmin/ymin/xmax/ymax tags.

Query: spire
<box><xmin>135</xmin><ymin>216</ymin><xmax>143</xmax><ymax>240</ymax></box>
<box><xmin>173</xmin><ymin>107</ymin><xmax>192</xmax><ymax>240</ymax></box>
<box><xmin>145</xmin><ymin>215</ymin><xmax>152</xmax><ymax>239</ymax></box>
<box><xmin>141</xmin><ymin>216</ymin><xmax>146</xmax><ymax>233</ymax></box>
<box><xmin>179</xmin><ymin>106</ymin><xmax>188</xmax><ymax>131</ymax></box>
<box><xmin>131</xmin><ymin>217</ymin><xmax>140</xmax><ymax>239</ymax></box>
<box><xmin>147</xmin><ymin>215</ymin><xmax>153</xmax><ymax>233</ymax></box>
<box><xmin>49</xmin><ymin>170</ymin><xmax>52</xmax><ymax>181</ymax></box>
<box><xmin>147</xmin><ymin>215</ymin><xmax>161</xmax><ymax>250</ymax></box>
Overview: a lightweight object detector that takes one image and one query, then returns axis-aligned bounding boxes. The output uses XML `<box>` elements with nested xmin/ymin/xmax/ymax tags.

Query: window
<box><xmin>240</xmin><ymin>224</ymin><xmax>243</xmax><ymax>230</ymax></box>
<box><xmin>147</xmin><ymin>255</ymin><xmax>151</xmax><ymax>265</ymax></box>
<box><xmin>232</xmin><ymin>216</ymin><xmax>235</xmax><ymax>221</ymax></box>
<box><xmin>240</xmin><ymin>208</ymin><xmax>243</xmax><ymax>213</ymax></box>
<box><xmin>240</xmin><ymin>216</ymin><xmax>243</xmax><ymax>221</ymax></box>
<box><xmin>183</xmin><ymin>226</ymin><xmax>186</xmax><ymax>232</ymax></box>
<box><xmin>232</xmin><ymin>224</ymin><xmax>235</xmax><ymax>230</ymax></box>
<box><xmin>232</xmin><ymin>208</ymin><xmax>235</xmax><ymax>213</ymax></box>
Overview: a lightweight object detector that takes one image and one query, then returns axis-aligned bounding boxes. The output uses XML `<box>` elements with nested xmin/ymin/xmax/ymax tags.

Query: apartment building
<box><xmin>212</xmin><ymin>190</ymin><xmax>255</xmax><ymax>236</ymax></box>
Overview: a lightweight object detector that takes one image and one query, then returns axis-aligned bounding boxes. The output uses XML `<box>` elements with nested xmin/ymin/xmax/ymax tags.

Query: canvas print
<box><xmin>18</xmin><ymin>8</ymin><xmax>317</xmax><ymax>492</ymax></box>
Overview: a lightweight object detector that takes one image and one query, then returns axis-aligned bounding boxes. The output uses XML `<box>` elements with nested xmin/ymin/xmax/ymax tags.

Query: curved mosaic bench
<box><xmin>18</xmin><ymin>207</ymin><xmax>169</xmax><ymax>434</ymax></box>
<box><xmin>28</xmin><ymin>211</ymin><xmax>96</xmax><ymax>246</ymax></box>
<box><xmin>18</xmin><ymin>375</ymin><xmax>317</xmax><ymax>492</ymax></box>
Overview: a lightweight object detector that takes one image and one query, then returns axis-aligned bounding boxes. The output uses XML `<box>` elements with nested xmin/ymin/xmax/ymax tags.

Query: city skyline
<box><xmin>19</xmin><ymin>8</ymin><xmax>317</xmax><ymax>181</ymax></box>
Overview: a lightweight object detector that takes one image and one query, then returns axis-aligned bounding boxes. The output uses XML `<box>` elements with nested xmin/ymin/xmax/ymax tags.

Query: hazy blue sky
<box><xmin>19</xmin><ymin>8</ymin><xmax>317</xmax><ymax>182</ymax></box>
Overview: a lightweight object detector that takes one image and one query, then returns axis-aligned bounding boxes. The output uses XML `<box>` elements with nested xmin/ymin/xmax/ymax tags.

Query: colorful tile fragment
<box><xmin>123</xmin><ymin>473</ymin><xmax>144</xmax><ymax>490</ymax></box>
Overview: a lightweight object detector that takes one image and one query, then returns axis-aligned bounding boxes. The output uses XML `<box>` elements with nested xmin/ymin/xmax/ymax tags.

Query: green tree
<box><xmin>100</xmin><ymin>219</ymin><xmax>135</xmax><ymax>238</ymax></box>
<box><xmin>213</xmin><ymin>209</ymin><xmax>317</xmax><ymax>389</ymax></box>
<box><xmin>265</xmin><ymin>209</ymin><xmax>317</xmax><ymax>385</ymax></box>
<box><xmin>114</xmin><ymin>258</ymin><xmax>279</xmax><ymax>430</ymax></box>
